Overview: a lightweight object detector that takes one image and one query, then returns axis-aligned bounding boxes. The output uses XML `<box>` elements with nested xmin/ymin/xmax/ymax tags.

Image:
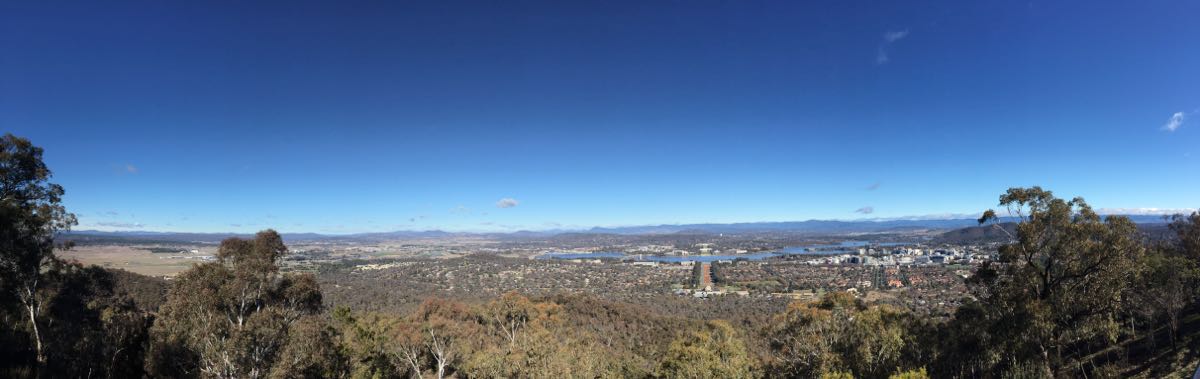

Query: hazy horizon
<box><xmin>59</xmin><ymin>210</ymin><xmax>1194</xmax><ymax>235</ymax></box>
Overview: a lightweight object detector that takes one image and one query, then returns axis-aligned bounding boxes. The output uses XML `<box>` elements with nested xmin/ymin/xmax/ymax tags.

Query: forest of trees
<box><xmin>3</xmin><ymin>132</ymin><xmax>1199</xmax><ymax>378</ymax></box>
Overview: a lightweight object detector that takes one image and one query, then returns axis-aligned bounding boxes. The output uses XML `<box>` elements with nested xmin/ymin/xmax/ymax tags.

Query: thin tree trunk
<box><xmin>408</xmin><ymin>360</ymin><xmax>422</xmax><ymax>379</ymax></box>
<box><xmin>403</xmin><ymin>351</ymin><xmax>422</xmax><ymax>379</ymax></box>
<box><xmin>1041</xmin><ymin>345</ymin><xmax>1054</xmax><ymax>379</ymax></box>
<box><xmin>25</xmin><ymin>289</ymin><xmax>45</xmax><ymax>366</ymax></box>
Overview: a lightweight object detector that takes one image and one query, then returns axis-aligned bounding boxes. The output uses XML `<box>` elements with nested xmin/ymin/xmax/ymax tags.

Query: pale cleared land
<box><xmin>56</xmin><ymin>240</ymin><xmax>482</xmax><ymax>277</ymax></box>
<box><xmin>56</xmin><ymin>246</ymin><xmax>215</xmax><ymax>277</ymax></box>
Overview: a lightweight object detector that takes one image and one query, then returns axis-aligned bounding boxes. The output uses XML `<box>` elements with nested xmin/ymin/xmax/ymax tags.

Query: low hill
<box><xmin>937</xmin><ymin>220</ymin><xmax>1174</xmax><ymax>245</ymax></box>
<box><xmin>934</xmin><ymin>223</ymin><xmax>1018</xmax><ymax>244</ymax></box>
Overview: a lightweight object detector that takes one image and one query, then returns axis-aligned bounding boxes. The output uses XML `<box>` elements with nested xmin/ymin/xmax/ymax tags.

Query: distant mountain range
<box><xmin>56</xmin><ymin>230</ymin><xmax>462</xmax><ymax>244</ymax></box>
<box><xmin>59</xmin><ymin>215</ymin><xmax>1173</xmax><ymax>244</ymax></box>
<box><xmin>585</xmin><ymin>218</ymin><xmax>991</xmax><ymax>235</ymax></box>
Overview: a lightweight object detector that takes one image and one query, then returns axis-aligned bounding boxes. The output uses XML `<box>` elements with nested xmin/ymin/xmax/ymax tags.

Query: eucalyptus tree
<box><xmin>1170</xmin><ymin>212</ymin><xmax>1200</xmax><ymax>260</ymax></box>
<box><xmin>462</xmin><ymin>292</ymin><xmax>623</xmax><ymax>378</ymax></box>
<box><xmin>657</xmin><ymin>319</ymin><xmax>756</xmax><ymax>379</ymax></box>
<box><xmin>330</xmin><ymin>308</ymin><xmax>403</xmax><ymax>379</ymax></box>
<box><xmin>411</xmin><ymin>298</ymin><xmax>477</xmax><ymax>379</ymax></box>
<box><xmin>0</xmin><ymin>134</ymin><xmax>77</xmax><ymax>369</ymax></box>
<box><xmin>1139</xmin><ymin>212</ymin><xmax>1200</xmax><ymax>344</ymax></box>
<box><xmin>972</xmin><ymin>187</ymin><xmax>1146</xmax><ymax>377</ymax></box>
<box><xmin>766</xmin><ymin>292</ymin><xmax>920</xmax><ymax>379</ymax></box>
<box><xmin>147</xmin><ymin>230</ymin><xmax>334</xmax><ymax>378</ymax></box>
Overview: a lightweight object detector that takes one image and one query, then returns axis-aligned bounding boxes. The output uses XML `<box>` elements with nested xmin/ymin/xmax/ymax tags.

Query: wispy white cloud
<box><xmin>883</xmin><ymin>30</ymin><xmax>910</xmax><ymax>43</ymax></box>
<box><xmin>95</xmin><ymin>221</ymin><xmax>145</xmax><ymax>229</ymax></box>
<box><xmin>450</xmin><ymin>205</ymin><xmax>471</xmax><ymax>214</ymax></box>
<box><xmin>855</xmin><ymin>206</ymin><xmax>875</xmax><ymax>214</ymax></box>
<box><xmin>125</xmin><ymin>164</ymin><xmax>139</xmax><ymax>174</ymax></box>
<box><xmin>1163</xmin><ymin>111</ymin><xmax>1185</xmax><ymax>132</ymax></box>
<box><xmin>876</xmin><ymin>48</ymin><xmax>890</xmax><ymax>64</ymax></box>
<box><xmin>865</xmin><ymin>182</ymin><xmax>882</xmax><ymax>191</ymax></box>
<box><xmin>1097</xmin><ymin>207</ymin><xmax>1197</xmax><ymax>216</ymax></box>
<box><xmin>876</xmin><ymin>29</ymin><xmax>909</xmax><ymax>64</ymax></box>
<box><xmin>496</xmin><ymin>198</ymin><xmax>520</xmax><ymax>208</ymax></box>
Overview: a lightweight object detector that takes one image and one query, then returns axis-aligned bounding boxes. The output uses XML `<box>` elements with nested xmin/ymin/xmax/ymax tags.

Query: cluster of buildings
<box><xmin>660</xmin><ymin>243</ymin><xmax>749</xmax><ymax>256</ymax></box>
<box><xmin>797</xmin><ymin>245</ymin><xmax>989</xmax><ymax>266</ymax></box>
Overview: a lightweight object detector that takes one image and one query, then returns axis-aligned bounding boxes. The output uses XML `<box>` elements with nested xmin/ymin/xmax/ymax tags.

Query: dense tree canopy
<box><xmin>0</xmin><ymin>133</ymin><xmax>77</xmax><ymax>369</ymax></box>
<box><xmin>657</xmin><ymin>319</ymin><xmax>756</xmax><ymax>379</ymax></box>
<box><xmin>766</xmin><ymin>292</ymin><xmax>924</xmax><ymax>378</ymax></box>
<box><xmin>1</xmin><ymin>134</ymin><xmax>156</xmax><ymax>378</ymax></box>
<box><xmin>146</xmin><ymin>230</ymin><xmax>333</xmax><ymax>379</ymax></box>
<box><xmin>967</xmin><ymin>188</ymin><xmax>1147</xmax><ymax>377</ymax></box>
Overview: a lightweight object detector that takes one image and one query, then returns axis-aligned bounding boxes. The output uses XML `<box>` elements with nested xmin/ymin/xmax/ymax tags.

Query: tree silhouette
<box><xmin>147</xmin><ymin>230</ymin><xmax>332</xmax><ymax>378</ymax></box>
<box><xmin>0</xmin><ymin>134</ymin><xmax>77</xmax><ymax>373</ymax></box>
<box><xmin>972</xmin><ymin>187</ymin><xmax>1145</xmax><ymax>377</ymax></box>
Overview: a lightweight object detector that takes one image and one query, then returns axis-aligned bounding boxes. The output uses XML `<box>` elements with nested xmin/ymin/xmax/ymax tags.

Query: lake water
<box><xmin>536</xmin><ymin>241</ymin><xmax>910</xmax><ymax>263</ymax></box>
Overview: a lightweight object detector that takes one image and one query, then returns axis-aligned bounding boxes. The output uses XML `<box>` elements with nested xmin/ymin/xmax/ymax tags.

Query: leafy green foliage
<box><xmin>657</xmin><ymin>320</ymin><xmax>756</xmax><ymax>379</ymax></box>
<box><xmin>887</xmin><ymin>367</ymin><xmax>929</xmax><ymax>379</ymax></box>
<box><xmin>766</xmin><ymin>292</ymin><xmax>923</xmax><ymax>378</ymax></box>
<box><xmin>2</xmin><ymin>134</ymin><xmax>154</xmax><ymax>378</ymax></box>
<box><xmin>0</xmin><ymin>133</ymin><xmax>79</xmax><ymax>371</ymax></box>
<box><xmin>146</xmin><ymin>230</ymin><xmax>335</xmax><ymax>378</ymax></box>
<box><xmin>961</xmin><ymin>187</ymin><xmax>1148</xmax><ymax>377</ymax></box>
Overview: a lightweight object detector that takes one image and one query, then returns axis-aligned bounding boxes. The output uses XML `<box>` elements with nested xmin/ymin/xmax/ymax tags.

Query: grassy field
<box><xmin>56</xmin><ymin>245</ymin><xmax>215</xmax><ymax>277</ymax></box>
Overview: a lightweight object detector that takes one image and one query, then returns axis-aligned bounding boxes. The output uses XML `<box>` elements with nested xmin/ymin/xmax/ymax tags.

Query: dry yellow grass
<box><xmin>56</xmin><ymin>245</ymin><xmax>215</xmax><ymax>277</ymax></box>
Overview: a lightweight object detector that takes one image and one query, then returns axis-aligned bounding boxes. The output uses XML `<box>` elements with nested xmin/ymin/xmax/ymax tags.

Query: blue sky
<box><xmin>2</xmin><ymin>1</ymin><xmax>1197</xmax><ymax>233</ymax></box>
